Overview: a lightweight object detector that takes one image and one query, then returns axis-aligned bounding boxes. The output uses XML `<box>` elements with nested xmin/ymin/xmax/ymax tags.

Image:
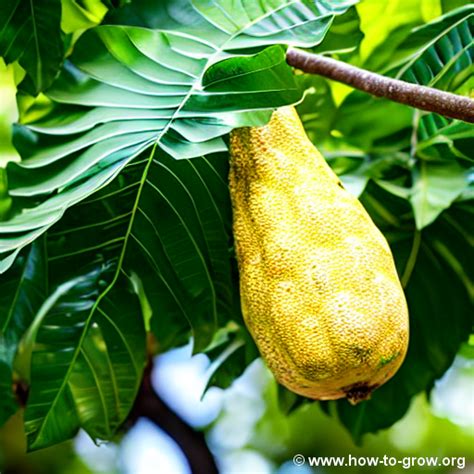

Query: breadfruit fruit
<box><xmin>229</xmin><ymin>106</ymin><xmax>409</xmax><ymax>404</ymax></box>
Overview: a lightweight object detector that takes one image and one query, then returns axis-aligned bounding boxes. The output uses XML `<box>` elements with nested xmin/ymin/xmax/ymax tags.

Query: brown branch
<box><xmin>129</xmin><ymin>362</ymin><xmax>219</xmax><ymax>474</ymax></box>
<box><xmin>286</xmin><ymin>48</ymin><xmax>474</xmax><ymax>123</ymax></box>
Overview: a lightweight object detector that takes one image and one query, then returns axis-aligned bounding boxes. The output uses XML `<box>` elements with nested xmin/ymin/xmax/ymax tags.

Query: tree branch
<box><xmin>130</xmin><ymin>362</ymin><xmax>219</xmax><ymax>474</ymax></box>
<box><xmin>286</xmin><ymin>48</ymin><xmax>474</xmax><ymax>123</ymax></box>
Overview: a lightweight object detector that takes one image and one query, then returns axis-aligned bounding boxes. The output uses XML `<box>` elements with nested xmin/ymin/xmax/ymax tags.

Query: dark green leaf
<box><xmin>204</xmin><ymin>322</ymin><xmax>260</xmax><ymax>390</ymax></box>
<box><xmin>0</xmin><ymin>0</ymin><xmax>63</xmax><ymax>94</ymax></box>
<box><xmin>0</xmin><ymin>241</ymin><xmax>47</xmax><ymax>425</ymax></box>
<box><xmin>332</xmin><ymin>93</ymin><xmax>413</xmax><ymax>152</ymax></box>
<box><xmin>0</xmin><ymin>168</ymin><xmax>12</xmax><ymax>220</ymax></box>
<box><xmin>23</xmin><ymin>263</ymin><xmax>146</xmax><ymax>450</ymax></box>
<box><xmin>0</xmin><ymin>360</ymin><xmax>16</xmax><ymax>425</ymax></box>
<box><xmin>295</xmin><ymin>74</ymin><xmax>338</xmax><ymax>144</ymax></box>
<box><xmin>417</xmin><ymin>120</ymin><xmax>474</xmax><ymax>163</ymax></box>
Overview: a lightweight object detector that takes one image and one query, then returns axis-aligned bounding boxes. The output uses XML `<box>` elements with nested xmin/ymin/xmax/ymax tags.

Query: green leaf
<box><xmin>61</xmin><ymin>0</ymin><xmax>108</xmax><ymax>33</ymax></box>
<box><xmin>327</xmin><ymin>6</ymin><xmax>473</xmax><ymax>229</ymax></box>
<box><xmin>23</xmin><ymin>263</ymin><xmax>146</xmax><ymax>450</ymax></box>
<box><xmin>417</xmin><ymin>120</ymin><xmax>474</xmax><ymax>163</ymax></box>
<box><xmin>108</xmin><ymin>0</ymin><xmax>357</xmax><ymax>39</ymax></box>
<box><xmin>0</xmin><ymin>0</ymin><xmax>63</xmax><ymax>94</ymax></box>
<box><xmin>385</xmin><ymin>5</ymin><xmax>474</xmax><ymax>89</ymax></box>
<box><xmin>0</xmin><ymin>241</ymin><xmax>47</xmax><ymax>425</ymax></box>
<box><xmin>331</xmin><ymin>92</ymin><xmax>413</xmax><ymax>152</ymax></box>
<box><xmin>5</xmin><ymin>145</ymin><xmax>235</xmax><ymax>448</ymax></box>
<box><xmin>0</xmin><ymin>361</ymin><xmax>17</xmax><ymax>425</ymax></box>
<box><xmin>0</xmin><ymin>168</ymin><xmax>12</xmax><ymax>220</ymax></box>
<box><xmin>204</xmin><ymin>323</ymin><xmax>260</xmax><ymax>390</ymax></box>
<box><xmin>442</xmin><ymin>0</ymin><xmax>471</xmax><ymax>14</ymax></box>
<box><xmin>43</xmin><ymin>148</ymin><xmax>234</xmax><ymax>350</ymax></box>
<box><xmin>367</xmin><ymin>4</ymin><xmax>474</xmax><ymax>152</ymax></box>
<box><xmin>313</xmin><ymin>6</ymin><xmax>363</xmax><ymax>56</ymax></box>
<box><xmin>410</xmin><ymin>160</ymin><xmax>468</xmax><ymax>229</ymax></box>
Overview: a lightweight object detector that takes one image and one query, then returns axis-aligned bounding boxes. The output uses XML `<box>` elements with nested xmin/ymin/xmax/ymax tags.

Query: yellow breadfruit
<box><xmin>229</xmin><ymin>106</ymin><xmax>409</xmax><ymax>404</ymax></box>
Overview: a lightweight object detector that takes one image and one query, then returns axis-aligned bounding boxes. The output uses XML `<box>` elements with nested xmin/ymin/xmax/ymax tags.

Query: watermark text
<box><xmin>292</xmin><ymin>454</ymin><xmax>466</xmax><ymax>470</ymax></box>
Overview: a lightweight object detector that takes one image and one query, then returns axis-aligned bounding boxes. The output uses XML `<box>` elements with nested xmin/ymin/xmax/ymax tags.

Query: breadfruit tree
<box><xmin>0</xmin><ymin>0</ymin><xmax>472</xmax><ymax>464</ymax></box>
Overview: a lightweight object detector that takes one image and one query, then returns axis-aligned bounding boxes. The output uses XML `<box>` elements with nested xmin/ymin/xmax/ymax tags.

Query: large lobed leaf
<box><xmin>1</xmin><ymin>0</ymin><xmax>357</xmax><ymax>272</ymax></box>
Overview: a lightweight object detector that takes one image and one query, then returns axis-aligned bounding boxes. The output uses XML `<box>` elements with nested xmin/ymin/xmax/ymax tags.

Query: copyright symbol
<box><xmin>293</xmin><ymin>454</ymin><xmax>305</xmax><ymax>466</ymax></box>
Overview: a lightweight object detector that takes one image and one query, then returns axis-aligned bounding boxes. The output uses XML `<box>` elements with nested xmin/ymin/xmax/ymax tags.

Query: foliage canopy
<box><xmin>0</xmin><ymin>0</ymin><xmax>472</xmax><ymax>451</ymax></box>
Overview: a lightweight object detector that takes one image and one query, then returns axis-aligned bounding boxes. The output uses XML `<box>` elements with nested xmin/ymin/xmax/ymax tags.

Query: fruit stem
<box><xmin>286</xmin><ymin>48</ymin><xmax>474</xmax><ymax>123</ymax></box>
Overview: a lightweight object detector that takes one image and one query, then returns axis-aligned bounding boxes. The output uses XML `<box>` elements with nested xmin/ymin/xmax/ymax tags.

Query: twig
<box><xmin>130</xmin><ymin>362</ymin><xmax>219</xmax><ymax>474</ymax></box>
<box><xmin>286</xmin><ymin>48</ymin><xmax>474</xmax><ymax>123</ymax></box>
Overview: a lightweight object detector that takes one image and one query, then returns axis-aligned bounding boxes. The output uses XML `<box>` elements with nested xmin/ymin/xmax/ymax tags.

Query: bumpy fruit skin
<box><xmin>229</xmin><ymin>106</ymin><xmax>409</xmax><ymax>403</ymax></box>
